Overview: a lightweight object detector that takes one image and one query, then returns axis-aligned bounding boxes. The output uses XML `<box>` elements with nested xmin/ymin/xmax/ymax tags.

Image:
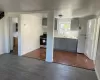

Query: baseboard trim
<box><xmin>23</xmin><ymin>48</ymin><xmax>40</xmax><ymax>56</ymax></box>
<box><xmin>95</xmin><ymin>66</ymin><xmax>100</xmax><ymax>80</ymax></box>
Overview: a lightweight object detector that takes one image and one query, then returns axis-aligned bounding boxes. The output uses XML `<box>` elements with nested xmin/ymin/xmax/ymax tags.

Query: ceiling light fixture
<box><xmin>58</xmin><ymin>14</ymin><xmax>63</xmax><ymax>18</ymax></box>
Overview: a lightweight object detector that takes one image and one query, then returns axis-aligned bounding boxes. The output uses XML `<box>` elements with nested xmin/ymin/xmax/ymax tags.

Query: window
<box><xmin>58</xmin><ymin>21</ymin><xmax>78</xmax><ymax>39</ymax></box>
<box><xmin>58</xmin><ymin>22</ymin><xmax>71</xmax><ymax>35</ymax></box>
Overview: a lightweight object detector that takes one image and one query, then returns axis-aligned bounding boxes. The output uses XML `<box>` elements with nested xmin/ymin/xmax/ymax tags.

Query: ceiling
<box><xmin>0</xmin><ymin>0</ymin><xmax>100</xmax><ymax>18</ymax></box>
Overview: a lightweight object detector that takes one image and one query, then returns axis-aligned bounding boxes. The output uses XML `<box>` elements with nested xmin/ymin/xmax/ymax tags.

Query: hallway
<box><xmin>24</xmin><ymin>48</ymin><xmax>94</xmax><ymax>70</ymax></box>
<box><xmin>0</xmin><ymin>54</ymin><xmax>97</xmax><ymax>80</ymax></box>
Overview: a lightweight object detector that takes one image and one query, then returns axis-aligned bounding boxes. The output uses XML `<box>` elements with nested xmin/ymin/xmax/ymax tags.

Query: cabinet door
<box><xmin>54</xmin><ymin>38</ymin><xmax>57</xmax><ymax>49</ymax></box>
<box><xmin>54</xmin><ymin>38</ymin><xmax>77</xmax><ymax>52</ymax></box>
<box><xmin>42</xmin><ymin>18</ymin><xmax>57</xmax><ymax>30</ymax></box>
<box><xmin>59</xmin><ymin>38</ymin><xmax>66</xmax><ymax>50</ymax></box>
<box><xmin>54</xmin><ymin>38</ymin><xmax>60</xmax><ymax>50</ymax></box>
<box><xmin>42</xmin><ymin>18</ymin><xmax>47</xmax><ymax>26</ymax></box>
<box><xmin>71</xmin><ymin>18</ymin><xmax>79</xmax><ymax>30</ymax></box>
<box><xmin>54</xmin><ymin>18</ymin><xmax>57</xmax><ymax>30</ymax></box>
<box><xmin>65</xmin><ymin>39</ymin><xmax>78</xmax><ymax>52</ymax></box>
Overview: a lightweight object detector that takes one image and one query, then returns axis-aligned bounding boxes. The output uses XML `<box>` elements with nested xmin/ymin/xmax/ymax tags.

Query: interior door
<box><xmin>85</xmin><ymin>19</ymin><xmax>96</xmax><ymax>59</ymax></box>
<box><xmin>77</xmin><ymin>19</ymin><xmax>87</xmax><ymax>53</ymax></box>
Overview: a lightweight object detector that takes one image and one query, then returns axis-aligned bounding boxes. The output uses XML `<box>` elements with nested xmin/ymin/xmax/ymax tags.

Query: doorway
<box><xmin>9</xmin><ymin>17</ymin><xmax>19</xmax><ymax>55</ymax></box>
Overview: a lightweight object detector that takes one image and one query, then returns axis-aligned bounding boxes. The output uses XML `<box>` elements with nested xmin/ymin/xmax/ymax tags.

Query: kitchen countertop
<box><xmin>54</xmin><ymin>36</ymin><xmax>78</xmax><ymax>39</ymax></box>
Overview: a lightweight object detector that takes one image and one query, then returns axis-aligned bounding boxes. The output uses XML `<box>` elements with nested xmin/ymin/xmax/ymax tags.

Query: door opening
<box><xmin>9</xmin><ymin>17</ymin><xmax>19</xmax><ymax>55</ymax></box>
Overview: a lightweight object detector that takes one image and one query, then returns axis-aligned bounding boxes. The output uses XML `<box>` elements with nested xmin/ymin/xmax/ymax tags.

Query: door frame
<box><xmin>4</xmin><ymin>14</ymin><xmax>21</xmax><ymax>56</ymax></box>
<box><xmin>85</xmin><ymin>17</ymin><xmax>100</xmax><ymax>61</ymax></box>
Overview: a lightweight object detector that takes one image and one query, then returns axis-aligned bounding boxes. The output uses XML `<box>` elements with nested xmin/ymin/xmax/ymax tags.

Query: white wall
<box><xmin>4</xmin><ymin>14</ymin><xmax>10</xmax><ymax>53</ymax></box>
<box><xmin>20</xmin><ymin>14</ymin><xmax>43</xmax><ymax>55</ymax></box>
<box><xmin>0</xmin><ymin>18</ymin><xmax>5</xmax><ymax>54</ymax></box>
<box><xmin>4</xmin><ymin>13</ymin><xmax>20</xmax><ymax>53</ymax></box>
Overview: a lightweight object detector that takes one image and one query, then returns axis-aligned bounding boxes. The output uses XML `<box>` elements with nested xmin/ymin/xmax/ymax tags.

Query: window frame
<box><xmin>58</xmin><ymin>22</ymin><xmax>71</xmax><ymax>35</ymax></box>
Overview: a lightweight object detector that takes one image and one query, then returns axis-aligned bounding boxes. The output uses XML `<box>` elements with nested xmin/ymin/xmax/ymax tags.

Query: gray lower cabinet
<box><xmin>54</xmin><ymin>38</ymin><xmax>60</xmax><ymax>49</ymax></box>
<box><xmin>54</xmin><ymin>38</ymin><xmax>78</xmax><ymax>53</ymax></box>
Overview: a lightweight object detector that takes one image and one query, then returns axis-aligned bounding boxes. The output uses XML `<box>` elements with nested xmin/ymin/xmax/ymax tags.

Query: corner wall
<box><xmin>20</xmin><ymin>14</ymin><xmax>43</xmax><ymax>55</ymax></box>
<box><xmin>0</xmin><ymin>18</ymin><xmax>5</xmax><ymax>54</ymax></box>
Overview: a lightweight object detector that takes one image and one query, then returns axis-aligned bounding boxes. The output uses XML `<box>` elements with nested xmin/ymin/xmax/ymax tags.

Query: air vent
<box><xmin>0</xmin><ymin>12</ymin><xmax>4</xmax><ymax>19</ymax></box>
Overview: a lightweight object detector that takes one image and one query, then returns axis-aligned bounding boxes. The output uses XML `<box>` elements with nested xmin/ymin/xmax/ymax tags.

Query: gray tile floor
<box><xmin>0</xmin><ymin>54</ymin><xmax>98</xmax><ymax>80</ymax></box>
